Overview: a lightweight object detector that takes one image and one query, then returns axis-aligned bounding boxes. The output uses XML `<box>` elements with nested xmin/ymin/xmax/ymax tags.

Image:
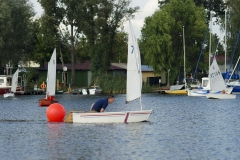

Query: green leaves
<box><xmin>0</xmin><ymin>0</ymin><xmax>35</xmax><ymax>68</ymax></box>
<box><xmin>140</xmin><ymin>0</ymin><xmax>208</xmax><ymax>82</ymax></box>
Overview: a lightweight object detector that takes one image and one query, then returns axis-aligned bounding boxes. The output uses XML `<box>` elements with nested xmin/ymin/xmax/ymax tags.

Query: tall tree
<box><xmin>140</xmin><ymin>0</ymin><xmax>207</xmax><ymax>81</ymax></box>
<box><xmin>158</xmin><ymin>0</ymin><xmax>225</xmax><ymax>22</ymax></box>
<box><xmin>38</xmin><ymin>0</ymin><xmax>86</xmax><ymax>86</ymax></box>
<box><xmin>224</xmin><ymin>0</ymin><xmax>240</xmax><ymax>70</ymax></box>
<box><xmin>0</xmin><ymin>0</ymin><xmax>35</xmax><ymax>72</ymax></box>
<box><xmin>38</xmin><ymin>0</ymin><xmax>138</xmax><ymax>86</ymax></box>
<box><xmin>80</xmin><ymin>0</ymin><xmax>138</xmax><ymax>80</ymax></box>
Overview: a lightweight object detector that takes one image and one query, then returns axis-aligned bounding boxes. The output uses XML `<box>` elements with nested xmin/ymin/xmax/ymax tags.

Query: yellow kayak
<box><xmin>164</xmin><ymin>89</ymin><xmax>188</xmax><ymax>94</ymax></box>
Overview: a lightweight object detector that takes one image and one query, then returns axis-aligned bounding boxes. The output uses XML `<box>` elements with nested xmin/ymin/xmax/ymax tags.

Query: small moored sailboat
<box><xmin>3</xmin><ymin>69</ymin><xmax>19</xmax><ymax>98</ymax></box>
<box><xmin>39</xmin><ymin>48</ymin><xmax>58</xmax><ymax>106</ymax></box>
<box><xmin>206</xmin><ymin>57</ymin><xmax>236</xmax><ymax>99</ymax></box>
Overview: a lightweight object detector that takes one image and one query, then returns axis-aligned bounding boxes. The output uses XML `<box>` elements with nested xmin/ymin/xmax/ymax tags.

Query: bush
<box><xmin>97</xmin><ymin>73</ymin><xmax>126</xmax><ymax>94</ymax></box>
<box><xmin>142</xmin><ymin>84</ymin><xmax>157</xmax><ymax>93</ymax></box>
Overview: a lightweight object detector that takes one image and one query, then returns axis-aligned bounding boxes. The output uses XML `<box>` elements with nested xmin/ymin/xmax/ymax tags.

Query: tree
<box><xmin>140</xmin><ymin>0</ymin><xmax>207</xmax><ymax>82</ymax></box>
<box><xmin>80</xmin><ymin>0</ymin><xmax>138</xmax><ymax>81</ymax></box>
<box><xmin>37</xmin><ymin>0</ymin><xmax>139</xmax><ymax>86</ymax></box>
<box><xmin>0</xmin><ymin>0</ymin><xmax>35</xmax><ymax>71</ymax></box>
<box><xmin>38</xmin><ymin>0</ymin><xmax>76</xmax><ymax>84</ymax></box>
<box><xmin>158</xmin><ymin>0</ymin><xmax>225</xmax><ymax>23</ymax></box>
<box><xmin>224</xmin><ymin>0</ymin><xmax>240</xmax><ymax>70</ymax></box>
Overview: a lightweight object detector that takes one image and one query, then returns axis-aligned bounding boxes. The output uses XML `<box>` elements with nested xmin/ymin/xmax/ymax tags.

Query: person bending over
<box><xmin>90</xmin><ymin>95</ymin><xmax>115</xmax><ymax>112</ymax></box>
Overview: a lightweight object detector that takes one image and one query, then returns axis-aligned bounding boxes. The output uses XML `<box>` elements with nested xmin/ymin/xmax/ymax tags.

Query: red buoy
<box><xmin>46</xmin><ymin>103</ymin><xmax>66</xmax><ymax>122</ymax></box>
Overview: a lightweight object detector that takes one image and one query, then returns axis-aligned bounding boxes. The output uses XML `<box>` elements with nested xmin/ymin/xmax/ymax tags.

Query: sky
<box><xmin>29</xmin><ymin>0</ymin><xmax>221</xmax><ymax>39</ymax></box>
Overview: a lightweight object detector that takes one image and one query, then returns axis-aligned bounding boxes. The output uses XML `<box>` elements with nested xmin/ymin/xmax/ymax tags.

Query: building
<box><xmin>36</xmin><ymin>62</ymin><xmax>166</xmax><ymax>88</ymax></box>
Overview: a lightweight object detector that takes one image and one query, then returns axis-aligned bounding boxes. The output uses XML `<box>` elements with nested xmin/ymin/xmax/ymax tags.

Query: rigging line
<box><xmin>119</xmin><ymin>101</ymin><xmax>132</xmax><ymax>111</ymax></box>
<box><xmin>213</xmin><ymin>39</ymin><xmax>220</xmax><ymax>57</ymax></box>
<box><xmin>193</xmin><ymin>28</ymin><xmax>209</xmax><ymax>79</ymax></box>
<box><xmin>229</xmin><ymin>30</ymin><xmax>240</xmax><ymax>71</ymax></box>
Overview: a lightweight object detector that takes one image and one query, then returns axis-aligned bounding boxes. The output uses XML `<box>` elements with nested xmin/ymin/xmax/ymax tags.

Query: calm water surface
<box><xmin>0</xmin><ymin>93</ymin><xmax>240</xmax><ymax>160</ymax></box>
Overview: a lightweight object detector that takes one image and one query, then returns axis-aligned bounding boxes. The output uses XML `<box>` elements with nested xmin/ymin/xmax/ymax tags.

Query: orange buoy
<box><xmin>46</xmin><ymin>103</ymin><xmax>66</xmax><ymax>122</ymax></box>
<box><xmin>40</xmin><ymin>81</ymin><xmax>46</xmax><ymax>91</ymax></box>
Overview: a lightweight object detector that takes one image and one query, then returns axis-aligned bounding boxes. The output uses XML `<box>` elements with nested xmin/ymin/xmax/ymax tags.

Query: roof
<box><xmin>37</xmin><ymin>61</ymin><xmax>126</xmax><ymax>71</ymax></box>
<box><xmin>111</xmin><ymin>63</ymin><xmax>127</xmax><ymax>69</ymax></box>
<box><xmin>141</xmin><ymin>65</ymin><xmax>154</xmax><ymax>71</ymax></box>
<box><xmin>209</xmin><ymin>55</ymin><xmax>230</xmax><ymax>62</ymax></box>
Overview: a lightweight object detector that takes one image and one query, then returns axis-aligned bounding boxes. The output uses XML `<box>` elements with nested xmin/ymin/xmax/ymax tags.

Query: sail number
<box><xmin>210</xmin><ymin>70</ymin><xmax>221</xmax><ymax>78</ymax></box>
<box><xmin>131</xmin><ymin>45</ymin><xmax>134</xmax><ymax>54</ymax></box>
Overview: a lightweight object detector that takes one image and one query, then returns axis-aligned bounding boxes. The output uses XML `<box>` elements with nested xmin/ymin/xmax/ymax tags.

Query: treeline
<box><xmin>142</xmin><ymin>0</ymin><xmax>240</xmax><ymax>82</ymax></box>
<box><xmin>0</xmin><ymin>0</ymin><xmax>239</xmax><ymax>86</ymax></box>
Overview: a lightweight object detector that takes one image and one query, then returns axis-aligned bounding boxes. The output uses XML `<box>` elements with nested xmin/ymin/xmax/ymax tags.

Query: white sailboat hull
<box><xmin>188</xmin><ymin>90</ymin><xmax>209</xmax><ymax>96</ymax></box>
<box><xmin>71</xmin><ymin>110</ymin><xmax>153</xmax><ymax>123</ymax></box>
<box><xmin>89</xmin><ymin>89</ymin><xmax>102</xmax><ymax>95</ymax></box>
<box><xmin>206</xmin><ymin>93</ymin><xmax>236</xmax><ymax>99</ymax></box>
<box><xmin>3</xmin><ymin>92</ymin><xmax>15</xmax><ymax>98</ymax></box>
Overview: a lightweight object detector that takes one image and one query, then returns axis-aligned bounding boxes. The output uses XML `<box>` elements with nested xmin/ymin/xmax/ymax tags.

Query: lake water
<box><xmin>0</xmin><ymin>93</ymin><xmax>240</xmax><ymax>160</ymax></box>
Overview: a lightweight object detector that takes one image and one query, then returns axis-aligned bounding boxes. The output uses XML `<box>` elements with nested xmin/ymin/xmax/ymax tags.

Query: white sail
<box><xmin>11</xmin><ymin>69</ymin><xmax>19</xmax><ymax>92</ymax></box>
<box><xmin>209</xmin><ymin>57</ymin><xmax>226</xmax><ymax>91</ymax></box>
<box><xmin>46</xmin><ymin>48</ymin><xmax>56</xmax><ymax>96</ymax></box>
<box><xmin>126</xmin><ymin>20</ymin><xmax>142</xmax><ymax>102</ymax></box>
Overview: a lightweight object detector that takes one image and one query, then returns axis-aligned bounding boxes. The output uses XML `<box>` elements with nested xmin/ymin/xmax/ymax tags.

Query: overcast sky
<box><xmin>30</xmin><ymin>0</ymin><xmax>221</xmax><ymax>39</ymax></box>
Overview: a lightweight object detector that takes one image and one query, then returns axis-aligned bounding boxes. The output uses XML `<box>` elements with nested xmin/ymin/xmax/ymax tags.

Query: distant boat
<box><xmin>0</xmin><ymin>72</ymin><xmax>24</xmax><ymax>95</ymax></box>
<box><xmin>188</xmin><ymin>77</ymin><xmax>210</xmax><ymax>96</ymax></box>
<box><xmin>165</xmin><ymin>89</ymin><xmax>188</xmax><ymax>94</ymax></box>
<box><xmin>206</xmin><ymin>57</ymin><xmax>236</xmax><ymax>99</ymax></box>
<box><xmin>3</xmin><ymin>69</ymin><xmax>19</xmax><ymax>98</ymax></box>
<box><xmin>55</xmin><ymin>90</ymin><xmax>64</xmax><ymax>94</ymax></box>
<box><xmin>81</xmin><ymin>88</ymin><xmax>88</xmax><ymax>95</ymax></box>
<box><xmin>70</xmin><ymin>89</ymin><xmax>82</xmax><ymax>94</ymax></box>
<box><xmin>225</xmin><ymin>54</ymin><xmax>240</xmax><ymax>94</ymax></box>
<box><xmin>89</xmin><ymin>86</ymin><xmax>102</xmax><ymax>95</ymax></box>
<box><xmin>226</xmin><ymin>80</ymin><xmax>240</xmax><ymax>94</ymax></box>
<box><xmin>39</xmin><ymin>48</ymin><xmax>58</xmax><ymax>106</ymax></box>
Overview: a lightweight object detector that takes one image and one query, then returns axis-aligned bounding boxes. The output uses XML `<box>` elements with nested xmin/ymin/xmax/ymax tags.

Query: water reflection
<box><xmin>47</xmin><ymin>123</ymin><xmax>65</xmax><ymax>159</ymax></box>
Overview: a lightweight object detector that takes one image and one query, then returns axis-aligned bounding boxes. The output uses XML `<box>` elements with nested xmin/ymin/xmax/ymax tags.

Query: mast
<box><xmin>183</xmin><ymin>26</ymin><xmax>186</xmax><ymax>89</ymax></box>
<box><xmin>225</xmin><ymin>8</ymin><xmax>227</xmax><ymax>73</ymax></box>
<box><xmin>209</xmin><ymin>11</ymin><xmax>212</xmax><ymax>74</ymax></box>
<box><xmin>209</xmin><ymin>11</ymin><xmax>213</xmax><ymax>92</ymax></box>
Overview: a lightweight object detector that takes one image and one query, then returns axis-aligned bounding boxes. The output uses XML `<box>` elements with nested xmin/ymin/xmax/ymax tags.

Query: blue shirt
<box><xmin>91</xmin><ymin>98</ymin><xmax>108</xmax><ymax>112</ymax></box>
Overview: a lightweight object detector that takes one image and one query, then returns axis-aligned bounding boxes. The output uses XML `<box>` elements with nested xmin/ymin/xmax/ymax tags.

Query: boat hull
<box><xmin>65</xmin><ymin>110</ymin><xmax>153</xmax><ymax>123</ymax></box>
<box><xmin>3</xmin><ymin>92</ymin><xmax>15</xmax><ymax>98</ymax></box>
<box><xmin>165</xmin><ymin>89</ymin><xmax>187</xmax><ymax>94</ymax></box>
<box><xmin>82</xmin><ymin>89</ymin><xmax>88</xmax><ymax>95</ymax></box>
<box><xmin>227</xmin><ymin>85</ymin><xmax>240</xmax><ymax>94</ymax></box>
<box><xmin>55</xmin><ymin>90</ymin><xmax>64</xmax><ymax>94</ymax></box>
<box><xmin>188</xmin><ymin>89</ymin><xmax>209</xmax><ymax>96</ymax></box>
<box><xmin>38</xmin><ymin>99</ymin><xmax>58</xmax><ymax>106</ymax></box>
<box><xmin>0</xmin><ymin>87</ymin><xmax>11</xmax><ymax>95</ymax></box>
<box><xmin>0</xmin><ymin>86</ymin><xmax>25</xmax><ymax>95</ymax></box>
<box><xmin>206</xmin><ymin>93</ymin><xmax>236</xmax><ymax>99</ymax></box>
<box><xmin>89</xmin><ymin>89</ymin><xmax>102</xmax><ymax>95</ymax></box>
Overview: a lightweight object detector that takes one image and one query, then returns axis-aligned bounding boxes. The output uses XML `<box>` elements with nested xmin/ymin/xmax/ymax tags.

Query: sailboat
<box><xmin>39</xmin><ymin>48</ymin><xmax>58</xmax><ymax>106</ymax></box>
<box><xmin>3</xmin><ymin>69</ymin><xmax>19</xmax><ymax>98</ymax></box>
<box><xmin>165</xmin><ymin>26</ymin><xmax>188</xmax><ymax>94</ymax></box>
<box><xmin>206</xmin><ymin>57</ymin><xmax>236</xmax><ymax>99</ymax></box>
<box><xmin>64</xmin><ymin>20</ymin><xmax>153</xmax><ymax>123</ymax></box>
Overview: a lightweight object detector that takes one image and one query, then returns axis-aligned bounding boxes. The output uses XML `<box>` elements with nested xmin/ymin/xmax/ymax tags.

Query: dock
<box><xmin>157</xmin><ymin>86</ymin><xmax>170</xmax><ymax>94</ymax></box>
